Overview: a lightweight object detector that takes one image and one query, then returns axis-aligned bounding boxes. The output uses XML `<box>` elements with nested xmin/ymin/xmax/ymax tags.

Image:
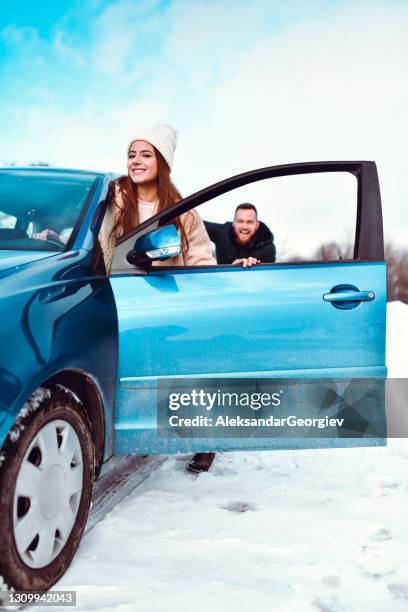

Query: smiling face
<box><xmin>232</xmin><ymin>207</ymin><xmax>260</xmax><ymax>245</ymax></box>
<box><xmin>127</xmin><ymin>140</ymin><xmax>158</xmax><ymax>184</ymax></box>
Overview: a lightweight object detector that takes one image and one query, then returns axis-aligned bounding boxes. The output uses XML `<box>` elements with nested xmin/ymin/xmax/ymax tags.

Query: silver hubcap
<box><xmin>13</xmin><ymin>419</ymin><xmax>83</xmax><ymax>568</ymax></box>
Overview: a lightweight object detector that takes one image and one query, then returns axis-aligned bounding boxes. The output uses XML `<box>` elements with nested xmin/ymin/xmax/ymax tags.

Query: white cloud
<box><xmin>0</xmin><ymin>24</ymin><xmax>40</xmax><ymax>46</ymax></box>
<box><xmin>3</xmin><ymin>0</ymin><xmax>407</xmax><ymax>250</ymax></box>
<box><xmin>52</xmin><ymin>30</ymin><xmax>86</xmax><ymax>68</ymax></box>
<box><xmin>171</xmin><ymin>1</ymin><xmax>408</xmax><ymax>247</ymax></box>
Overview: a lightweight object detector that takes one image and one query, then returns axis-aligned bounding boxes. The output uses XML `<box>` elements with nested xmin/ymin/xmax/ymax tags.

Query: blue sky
<box><xmin>0</xmin><ymin>0</ymin><xmax>407</xmax><ymax>248</ymax></box>
<box><xmin>1</xmin><ymin>0</ymin><xmax>356</xmax><ymax>151</ymax></box>
<box><xmin>0</xmin><ymin>0</ymin><xmax>342</xmax><ymax>126</ymax></box>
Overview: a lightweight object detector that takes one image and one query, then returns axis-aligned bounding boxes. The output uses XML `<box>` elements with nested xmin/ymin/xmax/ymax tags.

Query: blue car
<box><xmin>0</xmin><ymin>162</ymin><xmax>386</xmax><ymax>592</ymax></box>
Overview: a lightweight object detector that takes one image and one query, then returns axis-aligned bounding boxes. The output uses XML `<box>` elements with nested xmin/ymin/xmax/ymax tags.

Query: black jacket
<box><xmin>204</xmin><ymin>220</ymin><xmax>276</xmax><ymax>264</ymax></box>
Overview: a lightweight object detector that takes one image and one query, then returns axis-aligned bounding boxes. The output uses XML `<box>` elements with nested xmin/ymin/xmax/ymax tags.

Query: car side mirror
<box><xmin>130</xmin><ymin>224</ymin><xmax>181</xmax><ymax>265</ymax></box>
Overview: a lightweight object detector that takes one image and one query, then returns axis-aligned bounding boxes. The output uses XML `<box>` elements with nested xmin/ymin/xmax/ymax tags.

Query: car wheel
<box><xmin>0</xmin><ymin>384</ymin><xmax>95</xmax><ymax>596</ymax></box>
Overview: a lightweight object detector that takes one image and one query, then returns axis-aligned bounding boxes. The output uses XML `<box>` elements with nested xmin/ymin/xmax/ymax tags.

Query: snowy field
<box><xmin>45</xmin><ymin>303</ymin><xmax>408</xmax><ymax>612</ymax></box>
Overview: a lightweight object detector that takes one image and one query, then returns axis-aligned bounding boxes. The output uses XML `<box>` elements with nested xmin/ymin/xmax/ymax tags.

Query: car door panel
<box><xmin>111</xmin><ymin>260</ymin><xmax>386</xmax><ymax>454</ymax></box>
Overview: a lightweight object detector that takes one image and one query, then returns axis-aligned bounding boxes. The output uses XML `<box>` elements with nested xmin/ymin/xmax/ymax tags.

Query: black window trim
<box><xmin>110</xmin><ymin>161</ymin><xmax>384</xmax><ymax>275</ymax></box>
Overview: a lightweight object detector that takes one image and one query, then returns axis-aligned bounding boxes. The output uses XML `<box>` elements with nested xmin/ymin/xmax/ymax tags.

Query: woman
<box><xmin>98</xmin><ymin>123</ymin><xmax>216</xmax><ymax>473</ymax></box>
<box><xmin>98</xmin><ymin>124</ymin><xmax>215</xmax><ymax>273</ymax></box>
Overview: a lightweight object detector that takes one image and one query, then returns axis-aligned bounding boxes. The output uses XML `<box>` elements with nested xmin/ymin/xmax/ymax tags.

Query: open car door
<box><xmin>108</xmin><ymin>161</ymin><xmax>386</xmax><ymax>455</ymax></box>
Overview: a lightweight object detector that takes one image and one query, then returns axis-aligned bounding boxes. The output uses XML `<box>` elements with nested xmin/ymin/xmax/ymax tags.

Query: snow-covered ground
<box><xmin>47</xmin><ymin>302</ymin><xmax>408</xmax><ymax>612</ymax></box>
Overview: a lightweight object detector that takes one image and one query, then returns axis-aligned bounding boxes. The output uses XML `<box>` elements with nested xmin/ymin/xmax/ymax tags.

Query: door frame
<box><xmin>110</xmin><ymin>160</ymin><xmax>384</xmax><ymax>274</ymax></box>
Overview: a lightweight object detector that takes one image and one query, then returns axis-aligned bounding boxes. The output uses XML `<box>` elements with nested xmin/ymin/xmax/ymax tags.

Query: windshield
<box><xmin>0</xmin><ymin>169</ymin><xmax>99</xmax><ymax>251</ymax></box>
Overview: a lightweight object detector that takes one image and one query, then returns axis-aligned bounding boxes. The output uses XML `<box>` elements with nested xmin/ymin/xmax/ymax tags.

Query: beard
<box><xmin>234</xmin><ymin>230</ymin><xmax>255</xmax><ymax>245</ymax></box>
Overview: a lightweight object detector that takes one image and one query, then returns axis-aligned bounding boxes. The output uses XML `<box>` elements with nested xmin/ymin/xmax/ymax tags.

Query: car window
<box><xmin>0</xmin><ymin>170</ymin><xmax>98</xmax><ymax>251</ymax></box>
<box><xmin>198</xmin><ymin>172</ymin><xmax>357</xmax><ymax>263</ymax></box>
<box><xmin>107</xmin><ymin>168</ymin><xmax>368</xmax><ymax>275</ymax></box>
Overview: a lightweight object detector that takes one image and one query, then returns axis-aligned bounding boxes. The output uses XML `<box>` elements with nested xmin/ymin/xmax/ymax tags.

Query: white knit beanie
<box><xmin>128</xmin><ymin>123</ymin><xmax>177</xmax><ymax>170</ymax></box>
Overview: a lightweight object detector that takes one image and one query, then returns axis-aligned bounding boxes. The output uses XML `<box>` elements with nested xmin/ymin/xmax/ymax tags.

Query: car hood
<box><xmin>0</xmin><ymin>250</ymin><xmax>56</xmax><ymax>274</ymax></box>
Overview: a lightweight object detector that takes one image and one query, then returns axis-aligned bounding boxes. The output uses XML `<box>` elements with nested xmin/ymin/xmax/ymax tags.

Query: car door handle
<box><xmin>323</xmin><ymin>291</ymin><xmax>375</xmax><ymax>302</ymax></box>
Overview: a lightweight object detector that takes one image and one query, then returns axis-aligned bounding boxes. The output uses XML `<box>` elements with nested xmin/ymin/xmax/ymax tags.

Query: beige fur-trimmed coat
<box><xmin>98</xmin><ymin>182</ymin><xmax>216</xmax><ymax>273</ymax></box>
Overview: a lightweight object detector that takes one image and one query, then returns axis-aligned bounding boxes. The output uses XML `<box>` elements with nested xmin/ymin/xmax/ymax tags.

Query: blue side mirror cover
<box><xmin>133</xmin><ymin>224</ymin><xmax>181</xmax><ymax>261</ymax></box>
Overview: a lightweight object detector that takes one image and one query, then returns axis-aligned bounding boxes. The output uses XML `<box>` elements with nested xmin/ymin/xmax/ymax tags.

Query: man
<box><xmin>187</xmin><ymin>203</ymin><xmax>276</xmax><ymax>474</ymax></box>
<box><xmin>204</xmin><ymin>203</ymin><xmax>276</xmax><ymax>265</ymax></box>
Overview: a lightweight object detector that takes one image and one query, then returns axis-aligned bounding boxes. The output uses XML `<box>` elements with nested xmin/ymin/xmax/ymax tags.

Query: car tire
<box><xmin>0</xmin><ymin>384</ymin><xmax>95</xmax><ymax>596</ymax></box>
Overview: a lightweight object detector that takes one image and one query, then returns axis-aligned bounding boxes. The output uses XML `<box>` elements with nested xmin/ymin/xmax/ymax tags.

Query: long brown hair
<box><xmin>110</xmin><ymin>146</ymin><xmax>189</xmax><ymax>251</ymax></box>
